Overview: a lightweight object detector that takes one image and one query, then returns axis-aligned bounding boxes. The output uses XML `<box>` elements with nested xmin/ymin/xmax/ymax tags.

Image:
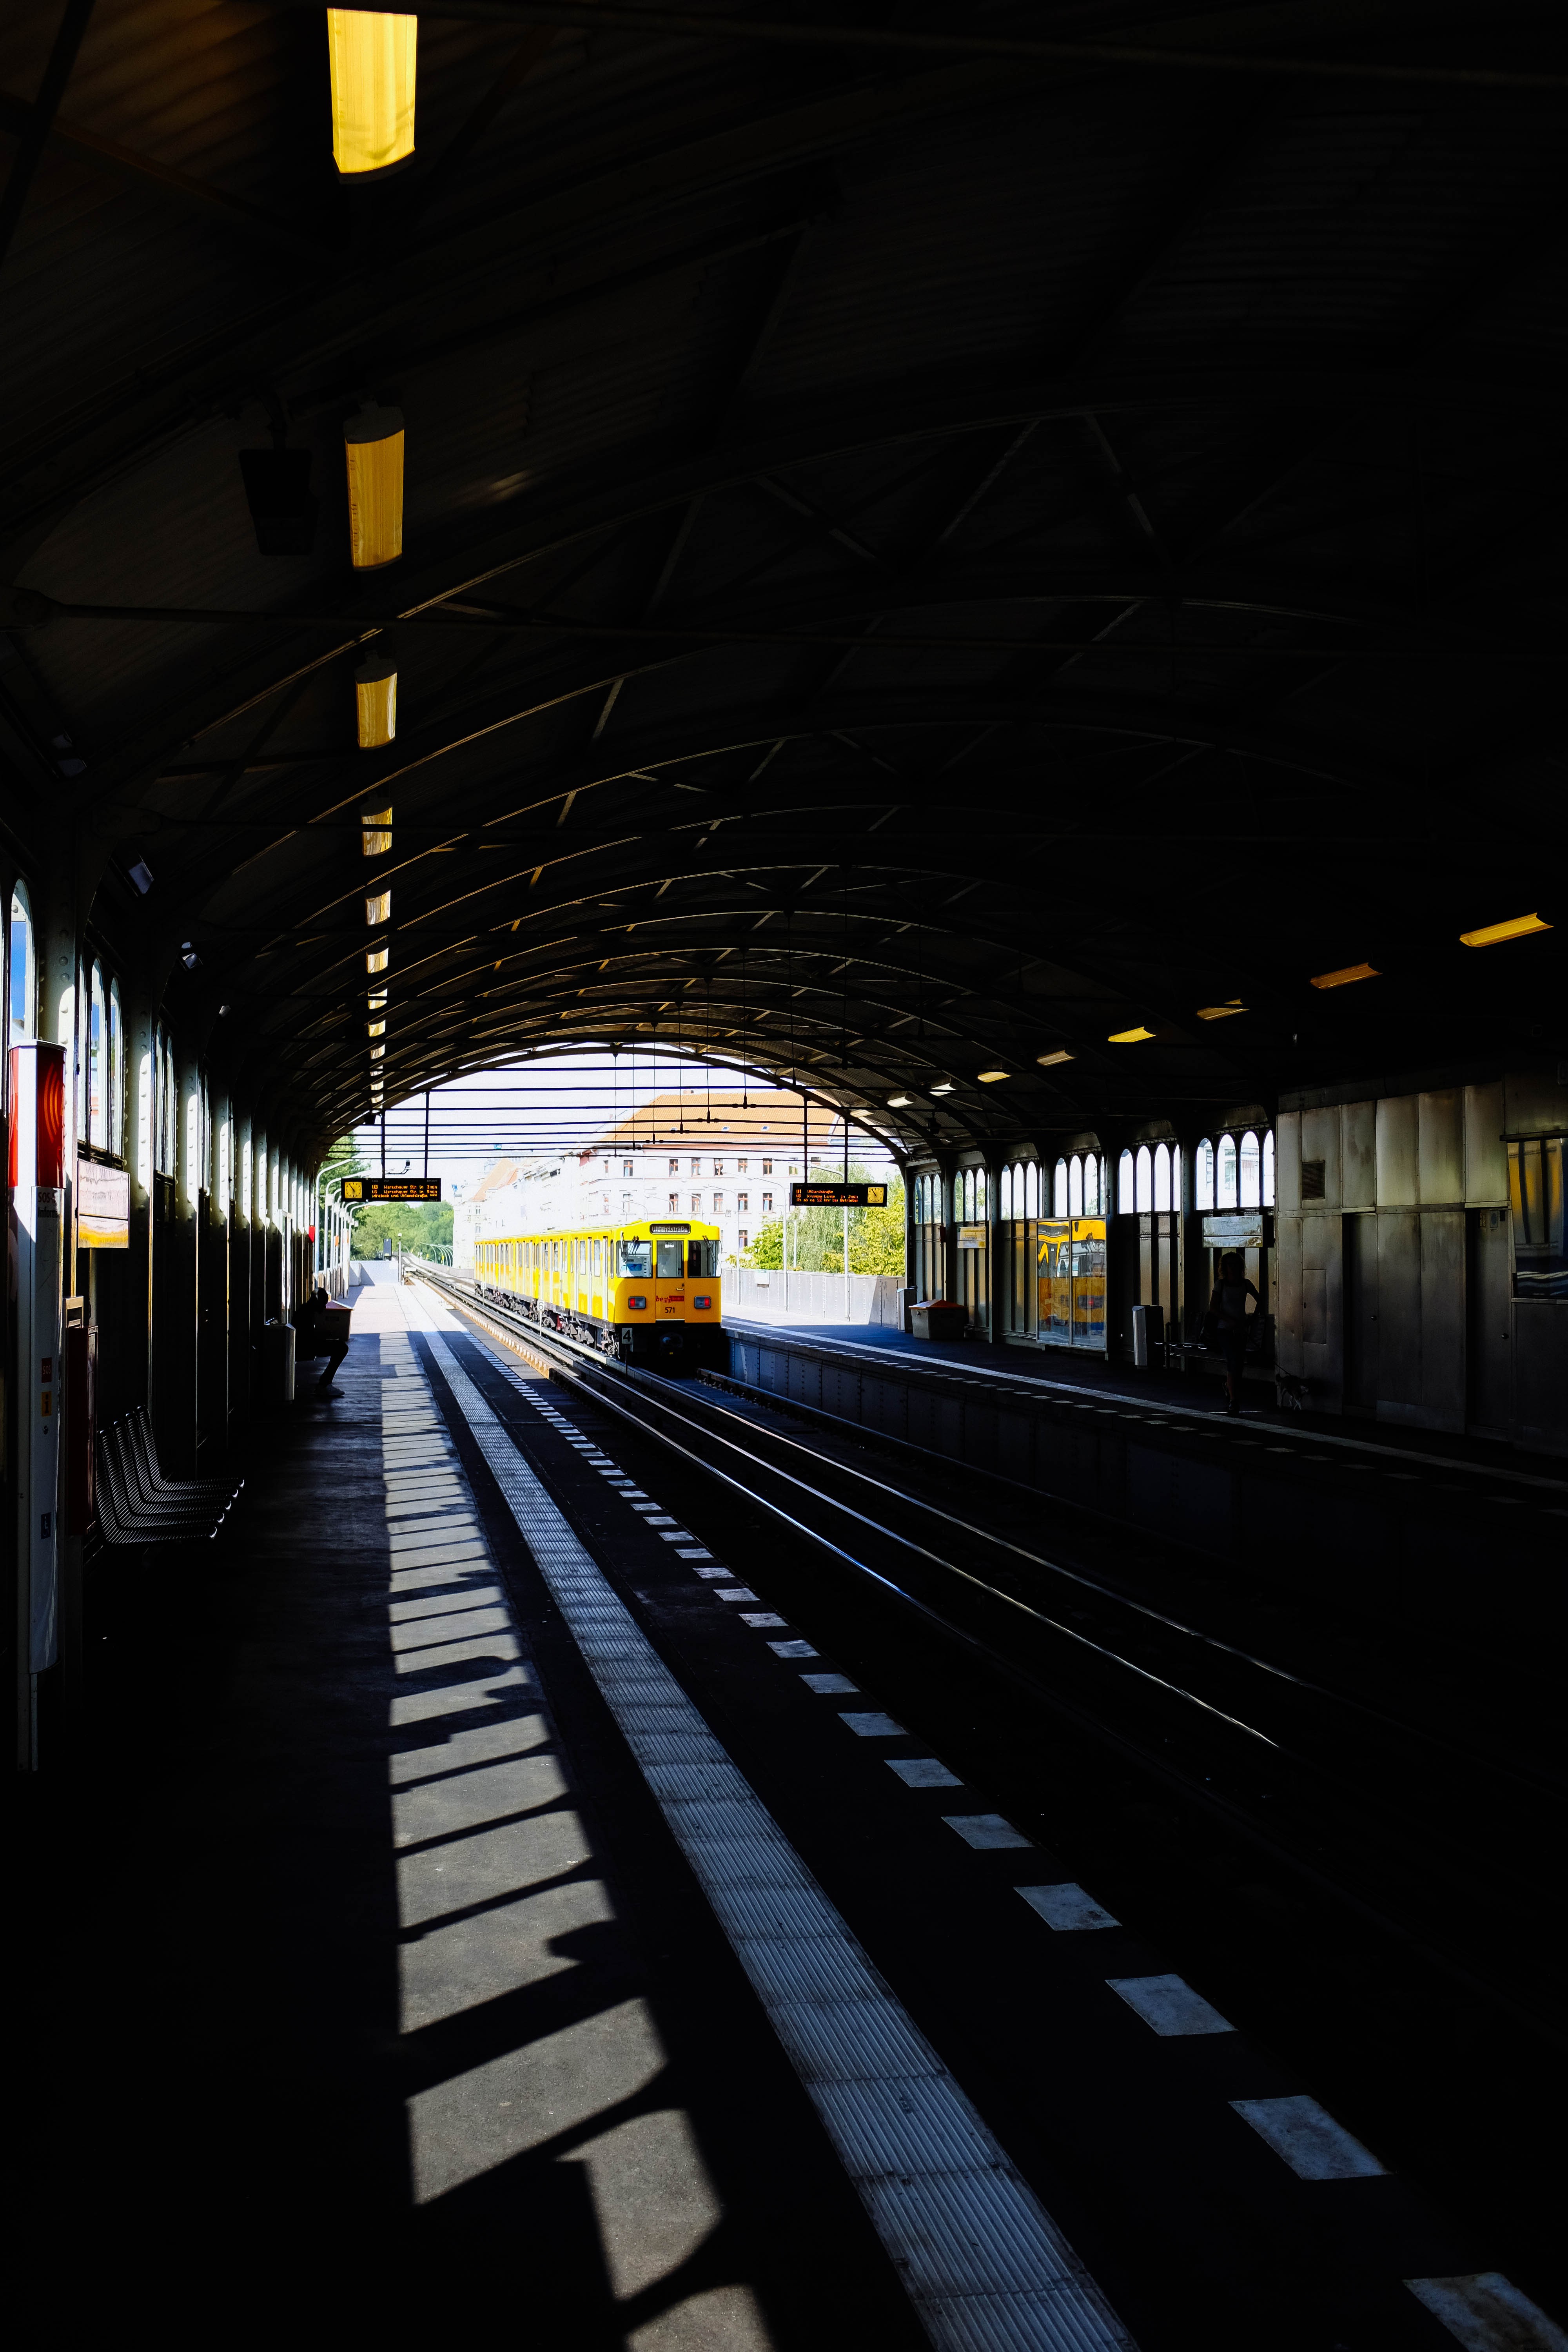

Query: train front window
<box><xmin>619</xmin><ymin>1240</ymin><xmax>653</xmax><ymax>1277</ymax></box>
<box><xmin>655</xmin><ymin>1240</ymin><xmax>684</xmax><ymax>1278</ymax></box>
<box><xmin>688</xmin><ymin>1238</ymin><xmax>719</xmax><ymax>1278</ymax></box>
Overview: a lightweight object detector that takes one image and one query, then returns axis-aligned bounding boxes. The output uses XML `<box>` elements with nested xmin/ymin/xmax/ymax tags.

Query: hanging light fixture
<box><xmin>356</xmin><ymin>661</ymin><xmax>397</xmax><ymax>748</ymax></box>
<box><xmin>344</xmin><ymin>404</ymin><xmax>404</xmax><ymax>569</ymax></box>
<box><xmin>327</xmin><ymin>10</ymin><xmax>417</xmax><ymax>179</ymax></box>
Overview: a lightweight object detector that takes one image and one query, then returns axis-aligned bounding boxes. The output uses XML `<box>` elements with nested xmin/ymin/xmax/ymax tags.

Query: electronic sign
<box><xmin>789</xmin><ymin>1183</ymin><xmax>887</xmax><ymax>1209</ymax></box>
<box><xmin>341</xmin><ymin>1178</ymin><xmax>443</xmax><ymax>1202</ymax></box>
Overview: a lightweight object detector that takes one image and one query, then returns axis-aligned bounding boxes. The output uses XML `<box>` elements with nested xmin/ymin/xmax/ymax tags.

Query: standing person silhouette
<box><xmin>1210</xmin><ymin>1249</ymin><xmax>1260</xmax><ymax>1416</ymax></box>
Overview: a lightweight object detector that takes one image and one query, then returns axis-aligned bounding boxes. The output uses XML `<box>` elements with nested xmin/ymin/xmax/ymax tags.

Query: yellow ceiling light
<box><xmin>1459</xmin><ymin>912</ymin><xmax>1552</xmax><ymax>948</ymax></box>
<box><xmin>344</xmin><ymin>404</ymin><xmax>404</xmax><ymax>569</ymax></box>
<box><xmin>1310</xmin><ymin>963</ymin><xmax>1378</xmax><ymax>990</ymax></box>
<box><xmin>368</xmin><ymin>988</ymin><xmax>388</xmax><ymax>1012</ymax></box>
<box><xmin>1196</xmin><ymin>1001</ymin><xmax>1247</xmax><ymax>1020</ymax></box>
<box><xmin>1108</xmin><ymin>1025</ymin><xmax>1156</xmax><ymax>1044</ymax></box>
<box><xmin>370</xmin><ymin>1044</ymin><xmax>385</xmax><ymax>1062</ymax></box>
<box><xmin>366</xmin><ymin>890</ymin><xmax>391</xmax><ymax>926</ymax></box>
<box><xmin>930</xmin><ymin>1081</ymin><xmax>954</xmax><ymax>1094</ymax></box>
<box><xmin>366</xmin><ymin>946</ymin><xmax>388</xmax><ymax>974</ymax></box>
<box><xmin>977</xmin><ymin>1069</ymin><xmax>1009</xmax><ymax>1083</ymax></box>
<box><xmin>327</xmin><ymin>10</ymin><xmax>417</xmax><ymax>178</ymax></box>
<box><xmin>368</xmin><ymin>1019</ymin><xmax>386</xmax><ymax>1038</ymax></box>
<box><xmin>356</xmin><ymin>661</ymin><xmax>397</xmax><ymax>749</ymax></box>
<box><xmin>1036</xmin><ymin>1048</ymin><xmax>1074</xmax><ymax>1066</ymax></box>
<box><xmin>887</xmin><ymin>1094</ymin><xmax>913</xmax><ymax>1108</ymax></box>
<box><xmin>361</xmin><ymin>804</ymin><xmax>393</xmax><ymax>854</ymax></box>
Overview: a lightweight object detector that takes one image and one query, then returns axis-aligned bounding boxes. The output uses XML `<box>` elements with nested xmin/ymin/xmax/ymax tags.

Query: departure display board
<box><xmin>790</xmin><ymin>1182</ymin><xmax>887</xmax><ymax>1208</ymax></box>
<box><xmin>342</xmin><ymin>1178</ymin><xmax>442</xmax><ymax>1202</ymax></box>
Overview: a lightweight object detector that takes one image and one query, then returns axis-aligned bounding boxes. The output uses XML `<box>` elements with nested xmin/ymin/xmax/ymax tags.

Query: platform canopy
<box><xmin>2</xmin><ymin>0</ymin><xmax>1563</xmax><ymax>1158</ymax></box>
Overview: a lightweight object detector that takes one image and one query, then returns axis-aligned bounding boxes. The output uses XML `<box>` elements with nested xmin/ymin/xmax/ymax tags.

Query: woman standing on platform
<box><xmin>1210</xmin><ymin>1249</ymin><xmax>1260</xmax><ymax>1417</ymax></box>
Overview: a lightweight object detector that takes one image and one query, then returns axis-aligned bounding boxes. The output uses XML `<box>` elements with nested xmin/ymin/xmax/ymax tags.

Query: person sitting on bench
<box><xmin>291</xmin><ymin>1286</ymin><xmax>353</xmax><ymax>1396</ymax></box>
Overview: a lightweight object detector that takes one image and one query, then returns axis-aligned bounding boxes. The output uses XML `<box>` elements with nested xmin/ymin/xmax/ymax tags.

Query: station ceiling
<box><xmin>2</xmin><ymin>0</ymin><xmax>1564</xmax><ymax>1160</ymax></box>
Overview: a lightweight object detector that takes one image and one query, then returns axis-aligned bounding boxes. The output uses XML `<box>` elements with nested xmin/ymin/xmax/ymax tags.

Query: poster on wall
<box><xmin>77</xmin><ymin>1160</ymin><xmax>129</xmax><ymax>1249</ymax></box>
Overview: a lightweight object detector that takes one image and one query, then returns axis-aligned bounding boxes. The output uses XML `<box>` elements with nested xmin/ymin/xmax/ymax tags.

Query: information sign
<box><xmin>789</xmin><ymin>1182</ymin><xmax>887</xmax><ymax>1208</ymax></box>
<box><xmin>342</xmin><ymin>1177</ymin><xmax>443</xmax><ymax>1203</ymax></box>
<box><xmin>77</xmin><ymin>1161</ymin><xmax>129</xmax><ymax>1249</ymax></box>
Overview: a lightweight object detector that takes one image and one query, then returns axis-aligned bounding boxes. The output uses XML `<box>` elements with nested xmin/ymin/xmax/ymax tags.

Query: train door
<box><xmin>1072</xmin><ymin>1219</ymin><xmax>1107</xmax><ymax>1345</ymax></box>
<box><xmin>1038</xmin><ymin>1223</ymin><xmax>1071</xmax><ymax>1340</ymax></box>
<box><xmin>656</xmin><ymin>1236</ymin><xmax>685</xmax><ymax>1321</ymax></box>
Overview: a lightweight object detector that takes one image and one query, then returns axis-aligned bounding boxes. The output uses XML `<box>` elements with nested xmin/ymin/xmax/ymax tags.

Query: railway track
<box><xmin>408</xmin><ymin>1261</ymin><xmax>1565</xmax><ymax>2056</ymax></box>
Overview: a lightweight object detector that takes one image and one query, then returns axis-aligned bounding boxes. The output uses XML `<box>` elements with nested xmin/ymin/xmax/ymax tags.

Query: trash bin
<box><xmin>260</xmin><ymin>1319</ymin><xmax>296</xmax><ymax>1404</ymax></box>
<box><xmin>1131</xmin><ymin>1301</ymin><xmax>1164</xmax><ymax>1369</ymax></box>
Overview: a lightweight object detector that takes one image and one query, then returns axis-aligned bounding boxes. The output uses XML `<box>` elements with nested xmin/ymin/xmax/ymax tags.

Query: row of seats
<box><xmin>95</xmin><ymin>1410</ymin><xmax>245</xmax><ymax>1548</ymax></box>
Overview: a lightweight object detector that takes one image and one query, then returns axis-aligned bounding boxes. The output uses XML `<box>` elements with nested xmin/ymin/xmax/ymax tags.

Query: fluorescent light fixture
<box><xmin>366</xmin><ymin>947</ymin><xmax>388</xmax><ymax>974</ymax></box>
<box><xmin>1310</xmin><ymin>963</ymin><xmax>1378</xmax><ymax>990</ymax></box>
<box><xmin>361</xmin><ymin>804</ymin><xmax>393</xmax><ymax>855</ymax></box>
<box><xmin>1459</xmin><ymin>912</ymin><xmax>1552</xmax><ymax>948</ymax></box>
<box><xmin>930</xmin><ymin>1081</ymin><xmax>954</xmax><ymax>1095</ymax></box>
<box><xmin>356</xmin><ymin>663</ymin><xmax>397</xmax><ymax>749</ymax></box>
<box><xmin>327</xmin><ymin>10</ymin><xmax>416</xmax><ymax>178</ymax></box>
<box><xmin>344</xmin><ymin>404</ymin><xmax>404</xmax><ymax>569</ymax></box>
<box><xmin>368</xmin><ymin>1020</ymin><xmax>386</xmax><ymax>1038</ymax></box>
<box><xmin>365</xmin><ymin>891</ymin><xmax>391</xmax><ymax>925</ymax></box>
<box><xmin>977</xmin><ymin>1069</ymin><xmax>1009</xmax><ymax>1083</ymax></box>
<box><xmin>1108</xmin><ymin>1025</ymin><xmax>1155</xmax><ymax>1044</ymax></box>
<box><xmin>1196</xmin><ymin>1001</ymin><xmax>1247</xmax><ymax>1020</ymax></box>
<box><xmin>887</xmin><ymin>1094</ymin><xmax>913</xmax><ymax>1108</ymax></box>
<box><xmin>368</xmin><ymin>989</ymin><xmax>388</xmax><ymax>1011</ymax></box>
<box><xmin>126</xmin><ymin>857</ymin><xmax>154</xmax><ymax>894</ymax></box>
<box><xmin>1036</xmin><ymin>1048</ymin><xmax>1074</xmax><ymax>1066</ymax></box>
<box><xmin>370</xmin><ymin>1044</ymin><xmax>385</xmax><ymax>1061</ymax></box>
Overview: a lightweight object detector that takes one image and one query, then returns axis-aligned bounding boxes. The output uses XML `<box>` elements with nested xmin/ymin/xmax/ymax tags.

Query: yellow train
<box><xmin>474</xmin><ymin>1217</ymin><xmax>724</xmax><ymax>1365</ymax></box>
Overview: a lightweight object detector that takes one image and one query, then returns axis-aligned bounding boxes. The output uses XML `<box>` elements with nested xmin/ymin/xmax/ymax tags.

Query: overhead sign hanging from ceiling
<box><xmin>790</xmin><ymin>1183</ymin><xmax>887</xmax><ymax>1208</ymax></box>
<box><xmin>342</xmin><ymin>1178</ymin><xmax>442</xmax><ymax>1203</ymax></box>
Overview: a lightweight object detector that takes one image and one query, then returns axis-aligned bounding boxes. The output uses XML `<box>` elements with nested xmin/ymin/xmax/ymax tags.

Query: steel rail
<box><xmin>405</xmin><ymin>1260</ymin><xmax>1568</xmax><ymax>2052</ymax></box>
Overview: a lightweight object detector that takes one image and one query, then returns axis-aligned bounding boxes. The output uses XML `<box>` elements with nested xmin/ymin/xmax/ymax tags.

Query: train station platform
<box><xmin>28</xmin><ymin>1264</ymin><xmax>1563</xmax><ymax>2350</ymax></box>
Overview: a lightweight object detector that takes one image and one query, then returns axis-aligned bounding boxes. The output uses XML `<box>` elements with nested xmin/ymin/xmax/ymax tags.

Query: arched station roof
<box><xmin>2</xmin><ymin>0</ymin><xmax>1564</xmax><ymax>1161</ymax></box>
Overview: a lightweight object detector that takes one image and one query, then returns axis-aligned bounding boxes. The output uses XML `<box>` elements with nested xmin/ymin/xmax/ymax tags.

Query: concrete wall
<box><xmin>1275</xmin><ymin>1071</ymin><xmax>1566</xmax><ymax>1453</ymax></box>
<box><xmin>723</xmin><ymin>1268</ymin><xmax>911</xmax><ymax>1328</ymax></box>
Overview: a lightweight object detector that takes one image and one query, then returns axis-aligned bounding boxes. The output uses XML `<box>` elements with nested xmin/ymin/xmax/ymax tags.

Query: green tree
<box><xmin>350</xmin><ymin>1198</ymin><xmax>454</xmax><ymax>1256</ymax></box>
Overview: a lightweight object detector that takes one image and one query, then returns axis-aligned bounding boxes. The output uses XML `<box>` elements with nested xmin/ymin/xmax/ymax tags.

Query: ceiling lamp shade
<box><xmin>356</xmin><ymin>662</ymin><xmax>397</xmax><ymax>748</ymax></box>
<box><xmin>344</xmin><ymin>405</ymin><xmax>404</xmax><ymax>568</ymax></box>
<box><xmin>366</xmin><ymin>890</ymin><xmax>391</xmax><ymax>926</ymax></box>
<box><xmin>327</xmin><ymin>11</ymin><xmax>417</xmax><ymax>178</ymax></box>
<box><xmin>1459</xmin><ymin>912</ymin><xmax>1551</xmax><ymax>947</ymax></box>
<box><xmin>1036</xmin><ymin>1048</ymin><xmax>1074</xmax><ymax>1066</ymax></box>
<box><xmin>1108</xmin><ymin>1025</ymin><xmax>1156</xmax><ymax>1044</ymax></box>
<box><xmin>366</xmin><ymin>946</ymin><xmax>388</xmax><ymax>974</ymax></box>
<box><xmin>976</xmin><ymin>1070</ymin><xmax>1009</xmax><ymax>1083</ymax></box>
<box><xmin>1310</xmin><ymin>962</ymin><xmax>1378</xmax><ymax>989</ymax></box>
<box><xmin>361</xmin><ymin>804</ymin><xmax>393</xmax><ymax>855</ymax></box>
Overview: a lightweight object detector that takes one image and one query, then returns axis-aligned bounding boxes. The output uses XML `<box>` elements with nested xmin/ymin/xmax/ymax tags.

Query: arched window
<box><xmin>1054</xmin><ymin>1158</ymin><xmax>1068</xmax><ymax>1217</ymax></box>
<box><xmin>1134</xmin><ymin>1144</ymin><xmax>1152</xmax><ymax>1212</ymax></box>
<box><xmin>1262</xmin><ymin>1131</ymin><xmax>1275</xmax><ymax>1208</ymax></box>
<box><xmin>1113</xmin><ymin>1148</ymin><xmax>1130</xmax><ymax>1212</ymax></box>
<box><xmin>1025</xmin><ymin>1161</ymin><xmax>1038</xmax><ymax>1217</ymax></box>
<box><xmin>960</xmin><ymin>1169</ymin><xmax>971</xmax><ymax>1220</ymax></box>
<box><xmin>1170</xmin><ymin>1144</ymin><xmax>1182</xmax><ymax>1212</ymax></box>
<box><xmin>1068</xmin><ymin>1155</ymin><xmax>1083</xmax><ymax>1217</ymax></box>
<box><xmin>1154</xmin><ymin>1142</ymin><xmax>1171</xmax><ymax>1212</ymax></box>
<box><xmin>1240</xmin><ymin>1129</ymin><xmax>1261</xmax><ymax>1209</ymax></box>
<box><xmin>9</xmin><ymin>882</ymin><xmax>34</xmax><ymax>1042</ymax></box>
<box><xmin>976</xmin><ymin>1169</ymin><xmax>988</xmax><ymax>1220</ymax></box>
<box><xmin>89</xmin><ymin>962</ymin><xmax>107</xmax><ymax>1148</ymax></box>
<box><xmin>1000</xmin><ymin>1165</ymin><xmax>1013</xmax><ymax>1220</ymax></box>
<box><xmin>1218</xmin><ymin>1132</ymin><xmax>1238</xmax><ymax>1208</ymax></box>
<box><xmin>1196</xmin><ymin>1138</ymin><xmax>1214</xmax><ymax>1211</ymax></box>
<box><xmin>107</xmin><ymin>979</ymin><xmax>122</xmax><ymax>1156</ymax></box>
<box><xmin>1083</xmin><ymin>1155</ymin><xmax>1100</xmax><ymax>1216</ymax></box>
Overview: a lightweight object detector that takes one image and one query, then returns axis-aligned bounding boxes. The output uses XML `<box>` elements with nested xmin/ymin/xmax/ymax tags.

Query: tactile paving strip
<box><xmin>417</xmin><ymin>1323</ymin><xmax>1136</xmax><ymax>2352</ymax></box>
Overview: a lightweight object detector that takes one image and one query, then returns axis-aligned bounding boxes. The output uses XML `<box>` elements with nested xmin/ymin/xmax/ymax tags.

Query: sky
<box><xmin>351</xmin><ymin>1049</ymin><xmax>898</xmax><ymax>1201</ymax></box>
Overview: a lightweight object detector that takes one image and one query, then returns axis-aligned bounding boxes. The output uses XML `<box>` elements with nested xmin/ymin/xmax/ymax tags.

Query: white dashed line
<box><xmin>946</xmin><ymin>1815</ymin><xmax>1033</xmax><ymax>1851</ymax></box>
<box><xmin>740</xmin><ymin>1612</ymin><xmax>789</xmax><ymax>1628</ymax></box>
<box><xmin>412</xmin><ymin>1319</ymin><xmax>1136</xmax><ymax>2352</ymax></box>
<box><xmin>768</xmin><ymin>1639</ymin><xmax>819</xmax><ymax>1659</ymax></box>
<box><xmin>717</xmin><ymin>1586</ymin><xmax>761</xmax><ymax>1602</ymax></box>
<box><xmin>1018</xmin><ymin>1884</ymin><xmax>1119</xmax><ymax>1932</ymax></box>
<box><xmin>887</xmin><ymin>1759</ymin><xmax>964</xmax><ymax>1789</ymax></box>
<box><xmin>1230</xmin><ymin>2095</ymin><xmax>1385</xmax><ymax>2179</ymax></box>
<box><xmin>839</xmin><ymin>1712</ymin><xmax>908</xmax><ymax>1738</ymax></box>
<box><xmin>1405</xmin><ymin>2273</ymin><xmax>1566</xmax><ymax>2351</ymax></box>
<box><xmin>691</xmin><ymin>1564</ymin><xmax>731</xmax><ymax>1581</ymax></box>
<box><xmin>802</xmin><ymin>1673</ymin><xmax>860</xmax><ymax>1695</ymax></box>
<box><xmin>1107</xmin><ymin>1976</ymin><xmax>1234</xmax><ymax>2037</ymax></box>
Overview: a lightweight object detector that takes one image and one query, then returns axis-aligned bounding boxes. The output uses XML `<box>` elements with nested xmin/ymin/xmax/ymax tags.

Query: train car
<box><xmin>474</xmin><ymin>1216</ymin><xmax>724</xmax><ymax>1366</ymax></box>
